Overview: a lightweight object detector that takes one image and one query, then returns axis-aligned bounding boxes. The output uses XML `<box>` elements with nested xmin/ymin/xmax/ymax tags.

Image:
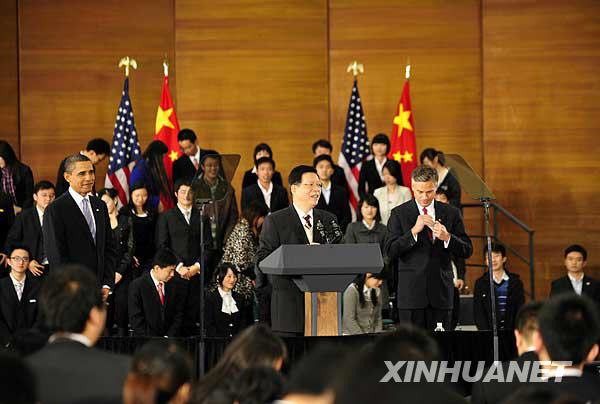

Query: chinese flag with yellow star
<box><xmin>388</xmin><ymin>80</ymin><xmax>417</xmax><ymax>188</ymax></box>
<box><xmin>154</xmin><ymin>74</ymin><xmax>181</xmax><ymax>210</ymax></box>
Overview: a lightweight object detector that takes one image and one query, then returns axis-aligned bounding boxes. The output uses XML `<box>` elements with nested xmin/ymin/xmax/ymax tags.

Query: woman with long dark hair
<box><xmin>373</xmin><ymin>160</ymin><xmax>412</xmax><ymax>225</ymax></box>
<box><xmin>130</xmin><ymin>140</ymin><xmax>173</xmax><ymax>212</ymax></box>
<box><xmin>0</xmin><ymin>141</ymin><xmax>34</xmax><ymax>213</ymax></box>
<box><xmin>420</xmin><ymin>147</ymin><xmax>461</xmax><ymax>209</ymax></box>
<box><xmin>342</xmin><ymin>272</ymin><xmax>384</xmax><ymax>335</ymax></box>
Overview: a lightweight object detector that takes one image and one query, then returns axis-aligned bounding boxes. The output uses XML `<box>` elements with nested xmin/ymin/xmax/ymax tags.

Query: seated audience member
<box><xmin>474</xmin><ymin>243</ymin><xmax>525</xmax><ymax>331</ymax></box>
<box><xmin>373</xmin><ymin>160</ymin><xmax>411</xmax><ymax>225</ymax></box>
<box><xmin>189</xmin><ymin>324</ymin><xmax>287</xmax><ymax>404</ymax></box>
<box><xmin>343</xmin><ymin>273</ymin><xmax>384</xmax><ymax>335</ymax></box>
<box><xmin>312</xmin><ymin>139</ymin><xmax>348</xmax><ymax>190</ymax></box>
<box><xmin>503</xmin><ymin>387</ymin><xmax>586</xmax><ymax>404</ymax></box>
<box><xmin>233</xmin><ymin>366</ymin><xmax>283</xmax><ymax>404</ymax></box>
<box><xmin>0</xmin><ymin>190</ymin><xmax>15</xmax><ymax>261</ymax></box>
<box><xmin>124</xmin><ymin>340</ymin><xmax>193</xmax><ymax>404</ymax></box>
<box><xmin>0</xmin><ymin>140</ymin><xmax>34</xmax><ymax>213</ymax></box>
<box><xmin>55</xmin><ymin>137</ymin><xmax>110</xmax><ymax>197</ymax></box>
<box><xmin>343</xmin><ymin>195</ymin><xmax>388</xmax><ymax>248</ymax></box>
<box><xmin>471</xmin><ymin>301</ymin><xmax>543</xmax><ymax>404</ymax></box>
<box><xmin>98</xmin><ymin>188</ymin><xmax>134</xmax><ymax>335</ymax></box>
<box><xmin>205</xmin><ymin>263</ymin><xmax>253</xmax><ymax>337</ymax></box>
<box><xmin>130</xmin><ymin>140</ymin><xmax>173</xmax><ymax>212</ymax></box>
<box><xmin>420</xmin><ymin>148</ymin><xmax>461</xmax><ymax>209</ymax></box>
<box><xmin>172</xmin><ymin>128</ymin><xmax>217</xmax><ymax>185</ymax></box>
<box><xmin>532</xmin><ymin>294</ymin><xmax>600</xmax><ymax>401</ymax></box>
<box><xmin>314</xmin><ymin>154</ymin><xmax>351</xmax><ymax>232</ymax></box>
<box><xmin>241</xmin><ymin>157</ymin><xmax>289</xmax><ymax>214</ymax></box>
<box><xmin>0</xmin><ymin>246</ymin><xmax>40</xmax><ymax>347</ymax></box>
<box><xmin>242</xmin><ymin>143</ymin><xmax>284</xmax><ymax>189</ymax></box>
<box><xmin>26</xmin><ymin>265</ymin><xmax>130</xmax><ymax>404</ymax></box>
<box><xmin>549</xmin><ymin>244</ymin><xmax>600</xmax><ymax>303</ymax></box>
<box><xmin>0</xmin><ymin>352</ymin><xmax>38</xmax><ymax>404</ymax></box>
<box><xmin>129</xmin><ymin>248</ymin><xmax>186</xmax><ymax>337</ymax></box>
<box><xmin>333</xmin><ymin>325</ymin><xmax>467</xmax><ymax>404</ymax></box>
<box><xmin>358</xmin><ymin>133</ymin><xmax>393</xmax><ymax>198</ymax></box>
<box><xmin>4</xmin><ymin>180</ymin><xmax>55</xmax><ymax>279</ymax></box>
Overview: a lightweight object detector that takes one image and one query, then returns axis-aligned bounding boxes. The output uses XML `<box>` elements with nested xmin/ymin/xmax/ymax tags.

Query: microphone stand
<box><xmin>482</xmin><ymin>198</ymin><xmax>499</xmax><ymax>363</ymax></box>
<box><xmin>195</xmin><ymin>197</ymin><xmax>211</xmax><ymax>376</ymax></box>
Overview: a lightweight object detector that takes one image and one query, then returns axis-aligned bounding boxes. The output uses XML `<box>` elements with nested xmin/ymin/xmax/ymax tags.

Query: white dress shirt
<box><xmin>258</xmin><ymin>181</ymin><xmax>273</xmax><ymax>209</ymax></box>
<box><xmin>321</xmin><ymin>182</ymin><xmax>332</xmax><ymax>204</ymax></box>
<box><xmin>374</xmin><ymin>157</ymin><xmax>387</xmax><ymax>182</ymax></box>
<box><xmin>9</xmin><ymin>273</ymin><xmax>25</xmax><ymax>301</ymax></box>
<box><xmin>414</xmin><ymin>201</ymin><xmax>450</xmax><ymax>248</ymax></box>
<box><xmin>362</xmin><ymin>220</ymin><xmax>376</xmax><ymax>231</ymax></box>
<box><xmin>150</xmin><ymin>270</ymin><xmax>166</xmax><ymax>299</ymax></box>
<box><xmin>293</xmin><ymin>203</ymin><xmax>314</xmax><ymax>244</ymax></box>
<box><xmin>568</xmin><ymin>273</ymin><xmax>584</xmax><ymax>295</ymax></box>
<box><xmin>175</xmin><ymin>204</ymin><xmax>200</xmax><ymax>272</ymax></box>
<box><xmin>218</xmin><ymin>287</ymin><xmax>239</xmax><ymax>315</ymax></box>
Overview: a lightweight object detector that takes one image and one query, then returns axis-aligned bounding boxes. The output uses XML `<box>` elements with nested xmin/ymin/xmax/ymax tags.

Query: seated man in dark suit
<box><xmin>241</xmin><ymin>157</ymin><xmax>289</xmax><ymax>214</ymax></box>
<box><xmin>313</xmin><ymin>154</ymin><xmax>351</xmax><ymax>232</ymax></box>
<box><xmin>128</xmin><ymin>248</ymin><xmax>185</xmax><ymax>337</ymax></box>
<box><xmin>0</xmin><ymin>245</ymin><xmax>41</xmax><ymax>347</ymax></box>
<box><xmin>312</xmin><ymin>139</ymin><xmax>348</xmax><ymax>190</ymax></box>
<box><xmin>549</xmin><ymin>244</ymin><xmax>600</xmax><ymax>304</ymax></box>
<box><xmin>26</xmin><ymin>264</ymin><xmax>130</xmax><ymax>404</ymax></box>
<box><xmin>55</xmin><ymin>138</ymin><xmax>110</xmax><ymax>196</ymax></box>
<box><xmin>4</xmin><ymin>180</ymin><xmax>55</xmax><ymax>279</ymax></box>
<box><xmin>172</xmin><ymin>128</ymin><xmax>217</xmax><ymax>185</ymax></box>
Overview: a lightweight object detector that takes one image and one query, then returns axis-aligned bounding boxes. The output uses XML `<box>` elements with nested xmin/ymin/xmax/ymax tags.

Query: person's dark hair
<box><xmin>538</xmin><ymin>294</ymin><xmax>600</xmax><ymax>365</ymax></box>
<box><xmin>419</xmin><ymin>147</ymin><xmax>446</xmax><ymax>166</ymax></box>
<box><xmin>234</xmin><ymin>366</ymin><xmax>283</xmax><ymax>404</ymax></box>
<box><xmin>564</xmin><ymin>244</ymin><xmax>587</xmax><ymax>261</ymax></box>
<box><xmin>503</xmin><ymin>385</ymin><xmax>586</xmax><ymax>404</ymax></box>
<box><xmin>125</xmin><ymin>340</ymin><xmax>193</xmax><ymax>404</ymax></box>
<box><xmin>97</xmin><ymin>188</ymin><xmax>118</xmax><ymax>201</ymax></box>
<box><xmin>177</xmin><ymin>128</ymin><xmax>197</xmax><ymax>143</ymax></box>
<box><xmin>142</xmin><ymin>139</ymin><xmax>172</xmax><ymax>198</ymax></box>
<box><xmin>411</xmin><ymin>165</ymin><xmax>438</xmax><ymax>184</ymax></box>
<box><xmin>353</xmin><ymin>273</ymin><xmax>384</xmax><ymax>308</ymax></box>
<box><xmin>255</xmin><ymin>156</ymin><xmax>275</xmax><ymax>171</ymax></box>
<box><xmin>7</xmin><ymin>244</ymin><xmax>31</xmax><ymax>260</ymax></box>
<box><xmin>126</xmin><ymin>182</ymin><xmax>151</xmax><ymax>213</ymax></box>
<box><xmin>515</xmin><ymin>301</ymin><xmax>543</xmax><ymax>342</ymax></box>
<box><xmin>214</xmin><ymin>263</ymin><xmax>237</xmax><ymax>288</ymax></box>
<box><xmin>0</xmin><ymin>141</ymin><xmax>26</xmax><ymax>180</ymax></box>
<box><xmin>33</xmin><ymin>180</ymin><xmax>55</xmax><ymax>194</ymax></box>
<box><xmin>312</xmin><ymin>139</ymin><xmax>333</xmax><ymax>154</ymax></box>
<box><xmin>190</xmin><ymin>324</ymin><xmax>287</xmax><ymax>403</ymax></box>
<box><xmin>435</xmin><ymin>187</ymin><xmax>449</xmax><ymax>198</ymax></box>
<box><xmin>39</xmin><ymin>264</ymin><xmax>104</xmax><ymax>333</ymax></box>
<box><xmin>288</xmin><ymin>165</ymin><xmax>318</xmax><ymax>187</ymax></box>
<box><xmin>85</xmin><ymin>138</ymin><xmax>111</xmax><ymax>156</ymax></box>
<box><xmin>371</xmin><ymin>133</ymin><xmax>390</xmax><ymax>153</ymax></box>
<box><xmin>0</xmin><ymin>352</ymin><xmax>37</xmax><ymax>404</ymax></box>
<box><xmin>152</xmin><ymin>248</ymin><xmax>179</xmax><ymax>269</ymax></box>
<box><xmin>484</xmin><ymin>242</ymin><xmax>507</xmax><ymax>258</ymax></box>
<box><xmin>200</xmin><ymin>151</ymin><xmax>221</xmax><ymax>165</ymax></box>
<box><xmin>63</xmin><ymin>153</ymin><xmax>92</xmax><ymax>174</ymax></box>
<box><xmin>356</xmin><ymin>194</ymin><xmax>382</xmax><ymax>223</ymax></box>
<box><xmin>174</xmin><ymin>178</ymin><xmax>192</xmax><ymax>194</ymax></box>
<box><xmin>241</xmin><ymin>200</ymin><xmax>269</xmax><ymax>229</ymax></box>
<box><xmin>253</xmin><ymin>143</ymin><xmax>273</xmax><ymax>164</ymax></box>
<box><xmin>382</xmin><ymin>160</ymin><xmax>403</xmax><ymax>185</ymax></box>
<box><xmin>313</xmin><ymin>154</ymin><xmax>334</xmax><ymax>168</ymax></box>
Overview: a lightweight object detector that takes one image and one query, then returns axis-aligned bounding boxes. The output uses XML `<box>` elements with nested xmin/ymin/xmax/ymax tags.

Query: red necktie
<box><xmin>423</xmin><ymin>207</ymin><xmax>433</xmax><ymax>241</ymax></box>
<box><xmin>157</xmin><ymin>282</ymin><xmax>165</xmax><ymax>305</ymax></box>
<box><xmin>304</xmin><ymin>215</ymin><xmax>312</xmax><ymax>230</ymax></box>
<box><xmin>191</xmin><ymin>157</ymin><xmax>199</xmax><ymax>171</ymax></box>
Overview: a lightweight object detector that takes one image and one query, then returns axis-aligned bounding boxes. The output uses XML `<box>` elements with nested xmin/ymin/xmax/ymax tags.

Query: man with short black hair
<box><xmin>26</xmin><ymin>265</ymin><xmax>130</xmax><ymax>404</ymax></box>
<box><xmin>242</xmin><ymin>157</ymin><xmax>289</xmax><ymax>214</ymax></box>
<box><xmin>311</xmin><ymin>139</ymin><xmax>348</xmax><ymax>190</ymax></box>
<box><xmin>313</xmin><ymin>154</ymin><xmax>351</xmax><ymax>231</ymax></box>
<box><xmin>55</xmin><ymin>138</ymin><xmax>110</xmax><ymax>196</ymax></box>
<box><xmin>550</xmin><ymin>244</ymin><xmax>600</xmax><ymax>304</ymax></box>
<box><xmin>172</xmin><ymin>128</ymin><xmax>218</xmax><ymax>185</ymax></box>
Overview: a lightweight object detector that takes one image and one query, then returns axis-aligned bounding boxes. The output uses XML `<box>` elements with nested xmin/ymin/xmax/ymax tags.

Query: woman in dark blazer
<box><xmin>0</xmin><ymin>141</ymin><xmax>34</xmax><ymax>212</ymax></box>
<box><xmin>241</xmin><ymin>143</ymin><xmax>284</xmax><ymax>189</ymax></box>
<box><xmin>205</xmin><ymin>263</ymin><xmax>253</xmax><ymax>338</ymax></box>
<box><xmin>420</xmin><ymin>148</ymin><xmax>461</xmax><ymax>209</ymax></box>
<box><xmin>358</xmin><ymin>133</ymin><xmax>394</xmax><ymax>198</ymax></box>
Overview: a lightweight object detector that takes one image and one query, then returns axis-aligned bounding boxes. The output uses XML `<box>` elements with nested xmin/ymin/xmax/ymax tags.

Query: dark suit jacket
<box><xmin>242</xmin><ymin>169</ymin><xmax>284</xmax><ymax>189</ymax></box>
<box><xmin>385</xmin><ymin>200</ymin><xmax>472</xmax><ymax>310</ymax></box>
<box><xmin>331</xmin><ymin>164</ymin><xmax>348</xmax><ymax>190</ymax></box>
<box><xmin>0</xmin><ymin>163</ymin><xmax>34</xmax><ymax>209</ymax></box>
<box><xmin>543</xmin><ymin>372</ymin><xmax>600</xmax><ymax>402</ymax></box>
<box><xmin>4</xmin><ymin>207</ymin><xmax>45</xmax><ymax>262</ymax></box>
<box><xmin>42</xmin><ymin>192</ymin><xmax>117</xmax><ymax>288</ymax></box>
<box><xmin>549</xmin><ymin>275</ymin><xmax>600</xmax><ymax>303</ymax></box>
<box><xmin>0</xmin><ymin>191</ymin><xmax>15</xmax><ymax>251</ymax></box>
<box><xmin>473</xmin><ymin>271</ymin><xmax>525</xmax><ymax>331</ymax></box>
<box><xmin>438</xmin><ymin>170</ymin><xmax>462</xmax><ymax>209</ymax></box>
<box><xmin>26</xmin><ymin>338</ymin><xmax>131</xmax><ymax>404</ymax></box>
<box><xmin>172</xmin><ymin>148</ymin><xmax>218</xmax><ymax>185</ymax></box>
<box><xmin>241</xmin><ymin>183</ymin><xmax>289</xmax><ymax>214</ymax></box>
<box><xmin>358</xmin><ymin>159</ymin><xmax>402</xmax><ymax>198</ymax></box>
<box><xmin>315</xmin><ymin>184</ymin><xmax>351</xmax><ymax>232</ymax></box>
<box><xmin>256</xmin><ymin>206</ymin><xmax>338</xmax><ymax>333</ymax></box>
<box><xmin>205</xmin><ymin>289</ymin><xmax>253</xmax><ymax>337</ymax></box>
<box><xmin>128</xmin><ymin>272</ymin><xmax>185</xmax><ymax>337</ymax></box>
<box><xmin>0</xmin><ymin>274</ymin><xmax>40</xmax><ymax>346</ymax></box>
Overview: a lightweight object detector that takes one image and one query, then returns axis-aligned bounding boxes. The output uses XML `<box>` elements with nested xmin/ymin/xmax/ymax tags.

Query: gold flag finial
<box><xmin>118</xmin><ymin>56</ymin><xmax>138</xmax><ymax>77</ymax></box>
<box><xmin>163</xmin><ymin>53</ymin><xmax>169</xmax><ymax>77</ymax></box>
<box><xmin>346</xmin><ymin>61</ymin><xmax>364</xmax><ymax>77</ymax></box>
<box><xmin>405</xmin><ymin>57</ymin><xmax>411</xmax><ymax>80</ymax></box>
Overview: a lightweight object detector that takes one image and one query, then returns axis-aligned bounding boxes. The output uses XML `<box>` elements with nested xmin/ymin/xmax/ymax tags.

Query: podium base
<box><xmin>304</xmin><ymin>292</ymin><xmax>342</xmax><ymax>336</ymax></box>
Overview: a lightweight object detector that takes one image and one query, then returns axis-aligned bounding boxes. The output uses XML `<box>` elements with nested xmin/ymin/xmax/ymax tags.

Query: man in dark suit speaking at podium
<box><xmin>256</xmin><ymin>165</ymin><xmax>337</xmax><ymax>336</ymax></box>
<box><xmin>386</xmin><ymin>166</ymin><xmax>472</xmax><ymax>331</ymax></box>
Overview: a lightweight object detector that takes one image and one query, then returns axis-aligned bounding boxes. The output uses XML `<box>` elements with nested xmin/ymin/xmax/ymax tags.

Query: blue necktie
<box><xmin>82</xmin><ymin>198</ymin><xmax>96</xmax><ymax>242</ymax></box>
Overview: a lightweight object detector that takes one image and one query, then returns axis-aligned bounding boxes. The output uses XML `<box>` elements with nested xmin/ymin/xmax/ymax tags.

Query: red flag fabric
<box><xmin>154</xmin><ymin>75</ymin><xmax>181</xmax><ymax>210</ymax></box>
<box><xmin>388</xmin><ymin>80</ymin><xmax>417</xmax><ymax>188</ymax></box>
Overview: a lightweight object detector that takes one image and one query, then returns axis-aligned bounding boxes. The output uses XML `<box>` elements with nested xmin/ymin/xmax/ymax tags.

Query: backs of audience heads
<box><xmin>514</xmin><ymin>301</ymin><xmax>543</xmax><ymax>356</ymax></box>
<box><xmin>0</xmin><ymin>351</ymin><xmax>37</xmax><ymax>404</ymax></box>
<box><xmin>502</xmin><ymin>386</ymin><xmax>587</xmax><ymax>404</ymax></box>
<box><xmin>234</xmin><ymin>366</ymin><xmax>283</xmax><ymax>404</ymax></box>
<box><xmin>189</xmin><ymin>324</ymin><xmax>287</xmax><ymax>404</ymax></box>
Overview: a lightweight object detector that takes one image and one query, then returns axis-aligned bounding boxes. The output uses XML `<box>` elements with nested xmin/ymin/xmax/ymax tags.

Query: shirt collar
<box><xmin>322</xmin><ymin>182</ymin><xmax>332</xmax><ymax>191</ymax></box>
<box><xmin>251</xmin><ymin>165</ymin><xmax>257</xmax><ymax>174</ymax></box>
<box><xmin>374</xmin><ymin>157</ymin><xmax>387</xmax><ymax>172</ymax></box>
<box><xmin>258</xmin><ymin>180</ymin><xmax>273</xmax><ymax>194</ymax></box>
<box><xmin>194</xmin><ymin>148</ymin><xmax>200</xmax><ymax>162</ymax></box>
<box><xmin>177</xmin><ymin>203</ymin><xmax>192</xmax><ymax>216</ymax></box>
<box><xmin>362</xmin><ymin>220</ymin><xmax>376</xmax><ymax>230</ymax></box>
<box><xmin>293</xmin><ymin>203</ymin><xmax>313</xmax><ymax>223</ymax></box>
<box><xmin>416</xmin><ymin>200</ymin><xmax>435</xmax><ymax>214</ymax></box>
<box><xmin>493</xmin><ymin>270</ymin><xmax>510</xmax><ymax>283</ymax></box>
<box><xmin>149</xmin><ymin>270</ymin><xmax>162</xmax><ymax>289</ymax></box>
<box><xmin>49</xmin><ymin>332</ymin><xmax>93</xmax><ymax>348</ymax></box>
<box><xmin>218</xmin><ymin>286</ymin><xmax>232</xmax><ymax>297</ymax></box>
<box><xmin>68</xmin><ymin>186</ymin><xmax>89</xmax><ymax>205</ymax></box>
<box><xmin>9</xmin><ymin>272</ymin><xmax>25</xmax><ymax>286</ymax></box>
<box><xmin>35</xmin><ymin>205</ymin><xmax>45</xmax><ymax>217</ymax></box>
<box><xmin>568</xmin><ymin>273</ymin><xmax>584</xmax><ymax>283</ymax></box>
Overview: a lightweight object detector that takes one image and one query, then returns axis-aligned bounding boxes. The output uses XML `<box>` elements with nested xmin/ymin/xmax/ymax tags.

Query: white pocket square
<box><xmin>29</xmin><ymin>299</ymin><xmax>37</xmax><ymax>303</ymax></box>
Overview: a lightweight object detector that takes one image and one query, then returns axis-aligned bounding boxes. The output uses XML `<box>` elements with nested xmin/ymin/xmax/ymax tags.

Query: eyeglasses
<box><xmin>299</xmin><ymin>182</ymin><xmax>323</xmax><ymax>189</ymax></box>
<box><xmin>10</xmin><ymin>256</ymin><xmax>30</xmax><ymax>263</ymax></box>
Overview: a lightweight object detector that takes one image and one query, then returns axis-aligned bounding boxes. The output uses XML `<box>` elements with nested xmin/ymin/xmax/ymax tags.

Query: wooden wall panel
<box><xmin>175</xmin><ymin>0</ymin><xmax>329</xmax><ymax>193</ymax></box>
<box><xmin>483</xmin><ymin>0</ymin><xmax>600</xmax><ymax>298</ymax></box>
<box><xmin>0</xmin><ymin>0</ymin><xmax>19</xmax><ymax>153</ymax></box>
<box><xmin>19</xmin><ymin>0</ymin><xmax>175</xmax><ymax>185</ymax></box>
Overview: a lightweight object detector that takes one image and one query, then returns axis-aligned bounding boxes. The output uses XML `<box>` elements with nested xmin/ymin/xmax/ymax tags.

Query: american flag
<box><xmin>338</xmin><ymin>79</ymin><xmax>370</xmax><ymax>214</ymax></box>
<box><xmin>104</xmin><ymin>78</ymin><xmax>142</xmax><ymax>206</ymax></box>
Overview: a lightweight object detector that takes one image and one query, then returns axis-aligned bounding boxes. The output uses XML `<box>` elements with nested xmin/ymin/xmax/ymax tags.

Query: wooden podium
<box><xmin>259</xmin><ymin>244</ymin><xmax>383</xmax><ymax>336</ymax></box>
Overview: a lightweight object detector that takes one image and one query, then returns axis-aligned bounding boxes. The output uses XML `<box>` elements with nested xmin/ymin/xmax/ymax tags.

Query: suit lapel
<box><xmin>144</xmin><ymin>273</ymin><xmax>163</xmax><ymax>309</ymax></box>
<box><xmin>410</xmin><ymin>201</ymin><xmax>429</xmax><ymax>244</ymax></box>
<box><xmin>65</xmin><ymin>193</ymin><xmax>96</xmax><ymax>246</ymax></box>
<box><xmin>287</xmin><ymin>206</ymin><xmax>309</xmax><ymax>244</ymax></box>
<box><xmin>90</xmin><ymin>197</ymin><xmax>104</xmax><ymax>249</ymax></box>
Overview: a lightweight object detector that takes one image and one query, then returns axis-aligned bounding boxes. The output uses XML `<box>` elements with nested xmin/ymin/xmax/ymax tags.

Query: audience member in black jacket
<box><xmin>4</xmin><ymin>181</ymin><xmax>55</xmax><ymax>279</ymax></box>
<box><xmin>241</xmin><ymin>143</ymin><xmax>284</xmax><ymax>189</ymax></box>
<box><xmin>421</xmin><ymin>148</ymin><xmax>461</xmax><ymax>209</ymax></box>
<box><xmin>549</xmin><ymin>244</ymin><xmax>600</xmax><ymax>305</ymax></box>
<box><xmin>0</xmin><ymin>191</ymin><xmax>15</xmax><ymax>271</ymax></box>
<box><xmin>474</xmin><ymin>243</ymin><xmax>525</xmax><ymax>331</ymax></box>
<box><xmin>312</xmin><ymin>139</ymin><xmax>348</xmax><ymax>190</ymax></box>
<box><xmin>241</xmin><ymin>157</ymin><xmax>289</xmax><ymax>214</ymax></box>
<box><xmin>172</xmin><ymin>128</ymin><xmax>218</xmax><ymax>185</ymax></box>
<box><xmin>0</xmin><ymin>141</ymin><xmax>34</xmax><ymax>212</ymax></box>
<box><xmin>129</xmin><ymin>249</ymin><xmax>186</xmax><ymax>337</ymax></box>
<box><xmin>0</xmin><ymin>246</ymin><xmax>41</xmax><ymax>347</ymax></box>
<box><xmin>54</xmin><ymin>138</ymin><xmax>110</xmax><ymax>197</ymax></box>
<box><xmin>358</xmin><ymin>133</ymin><xmax>393</xmax><ymax>198</ymax></box>
<box><xmin>314</xmin><ymin>154</ymin><xmax>351</xmax><ymax>232</ymax></box>
<box><xmin>205</xmin><ymin>263</ymin><xmax>253</xmax><ymax>337</ymax></box>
